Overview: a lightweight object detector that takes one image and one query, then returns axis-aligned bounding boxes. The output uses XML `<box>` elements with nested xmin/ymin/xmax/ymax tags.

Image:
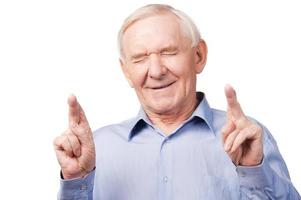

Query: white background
<box><xmin>0</xmin><ymin>0</ymin><xmax>300</xmax><ymax>199</ymax></box>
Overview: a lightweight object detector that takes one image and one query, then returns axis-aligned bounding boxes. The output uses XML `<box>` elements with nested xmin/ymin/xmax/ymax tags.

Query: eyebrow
<box><xmin>160</xmin><ymin>45</ymin><xmax>178</xmax><ymax>53</ymax></box>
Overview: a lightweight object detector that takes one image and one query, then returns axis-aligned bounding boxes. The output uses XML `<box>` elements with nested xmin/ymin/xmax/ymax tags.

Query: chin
<box><xmin>149</xmin><ymin>99</ymin><xmax>177</xmax><ymax>114</ymax></box>
<box><xmin>138</xmin><ymin>91</ymin><xmax>180</xmax><ymax>114</ymax></box>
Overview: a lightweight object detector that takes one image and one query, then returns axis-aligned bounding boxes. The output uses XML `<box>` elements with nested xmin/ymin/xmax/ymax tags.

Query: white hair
<box><xmin>118</xmin><ymin>4</ymin><xmax>201</xmax><ymax>58</ymax></box>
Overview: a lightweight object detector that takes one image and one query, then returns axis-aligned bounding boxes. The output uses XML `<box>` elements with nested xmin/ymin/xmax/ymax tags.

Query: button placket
<box><xmin>158</xmin><ymin>138</ymin><xmax>173</xmax><ymax>200</ymax></box>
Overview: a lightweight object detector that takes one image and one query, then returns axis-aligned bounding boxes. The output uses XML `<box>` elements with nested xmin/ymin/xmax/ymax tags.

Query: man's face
<box><xmin>120</xmin><ymin>14</ymin><xmax>206</xmax><ymax>114</ymax></box>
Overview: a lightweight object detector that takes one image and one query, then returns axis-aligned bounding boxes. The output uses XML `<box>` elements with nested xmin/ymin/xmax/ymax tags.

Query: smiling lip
<box><xmin>151</xmin><ymin>81</ymin><xmax>176</xmax><ymax>90</ymax></box>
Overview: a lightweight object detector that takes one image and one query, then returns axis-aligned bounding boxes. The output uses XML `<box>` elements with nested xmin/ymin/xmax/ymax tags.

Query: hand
<box><xmin>222</xmin><ymin>85</ymin><xmax>263</xmax><ymax>166</ymax></box>
<box><xmin>54</xmin><ymin>95</ymin><xmax>95</xmax><ymax>179</ymax></box>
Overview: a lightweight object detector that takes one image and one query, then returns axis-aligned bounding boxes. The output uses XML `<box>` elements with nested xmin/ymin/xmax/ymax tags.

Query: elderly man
<box><xmin>54</xmin><ymin>4</ymin><xmax>300</xmax><ymax>200</ymax></box>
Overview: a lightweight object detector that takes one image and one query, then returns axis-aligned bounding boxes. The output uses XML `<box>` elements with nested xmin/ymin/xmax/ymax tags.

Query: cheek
<box><xmin>128</xmin><ymin>65</ymin><xmax>148</xmax><ymax>88</ymax></box>
<box><xmin>164</xmin><ymin>55</ymin><xmax>195</xmax><ymax>78</ymax></box>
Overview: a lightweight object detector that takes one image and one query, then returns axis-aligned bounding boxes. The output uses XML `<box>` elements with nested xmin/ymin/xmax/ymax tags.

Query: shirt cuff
<box><xmin>236</xmin><ymin>158</ymin><xmax>272</xmax><ymax>189</ymax></box>
<box><xmin>58</xmin><ymin>170</ymin><xmax>95</xmax><ymax>199</ymax></box>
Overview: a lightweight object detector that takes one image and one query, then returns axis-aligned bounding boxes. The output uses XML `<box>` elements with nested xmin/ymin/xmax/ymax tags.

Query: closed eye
<box><xmin>161</xmin><ymin>51</ymin><xmax>177</xmax><ymax>56</ymax></box>
<box><xmin>132</xmin><ymin>56</ymin><xmax>147</xmax><ymax>64</ymax></box>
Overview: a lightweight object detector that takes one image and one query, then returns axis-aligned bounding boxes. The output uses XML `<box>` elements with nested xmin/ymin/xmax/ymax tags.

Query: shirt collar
<box><xmin>192</xmin><ymin>92</ymin><xmax>214</xmax><ymax>133</ymax></box>
<box><xmin>127</xmin><ymin>92</ymin><xmax>214</xmax><ymax>141</ymax></box>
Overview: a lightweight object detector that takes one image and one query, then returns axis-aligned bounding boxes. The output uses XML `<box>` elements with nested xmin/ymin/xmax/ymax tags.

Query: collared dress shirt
<box><xmin>58</xmin><ymin>92</ymin><xmax>300</xmax><ymax>200</ymax></box>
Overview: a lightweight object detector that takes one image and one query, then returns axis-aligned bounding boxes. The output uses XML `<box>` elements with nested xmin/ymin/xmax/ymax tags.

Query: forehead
<box><xmin>122</xmin><ymin>14</ymin><xmax>189</xmax><ymax>56</ymax></box>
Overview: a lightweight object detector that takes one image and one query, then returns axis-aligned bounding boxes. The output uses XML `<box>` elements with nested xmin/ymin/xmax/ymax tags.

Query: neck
<box><xmin>145</xmin><ymin>94</ymin><xmax>199</xmax><ymax>135</ymax></box>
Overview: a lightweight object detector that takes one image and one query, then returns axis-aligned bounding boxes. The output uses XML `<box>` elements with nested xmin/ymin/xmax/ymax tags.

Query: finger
<box><xmin>70</xmin><ymin>124</ymin><xmax>92</xmax><ymax>145</ymax></box>
<box><xmin>68</xmin><ymin>94</ymin><xmax>80</xmax><ymax>126</ymax></box>
<box><xmin>78</xmin><ymin>103</ymin><xmax>89</xmax><ymax>125</ymax></box>
<box><xmin>54</xmin><ymin>134</ymin><xmax>74</xmax><ymax>157</ymax></box>
<box><xmin>223</xmin><ymin>130</ymin><xmax>239</xmax><ymax>152</ymax></box>
<box><xmin>224</xmin><ymin>84</ymin><xmax>245</xmax><ymax>120</ymax></box>
<box><xmin>68</xmin><ymin>95</ymin><xmax>89</xmax><ymax>126</ymax></box>
<box><xmin>221</xmin><ymin>120</ymin><xmax>235</xmax><ymax>143</ymax></box>
<box><xmin>229</xmin><ymin>147</ymin><xmax>242</xmax><ymax>166</ymax></box>
<box><xmin>66</xmin><ymin>131</ymin><xmax>81</xmax><ymax>157</ymax></box>
<box><xmin>230</xmin><ymin>127</ymin><xmax>257</xmax><ymax>153</ymax></box>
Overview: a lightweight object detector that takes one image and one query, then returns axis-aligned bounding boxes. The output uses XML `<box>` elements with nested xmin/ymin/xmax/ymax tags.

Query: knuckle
<box><xmin>240</xmin><ymin>117</ymin><xmax>248</xmax><ymax>124</ymax></box>
<box><xmin>54</xmin><ymin>135</ymin><xmax>67</xmax><ymax>145</ymax></box>
<box><xmin>65</xmin><ymin>128</ymin><xmax>73</xmax><ymax>135</ymax></box>
<box><xmin>221</xmin><ymin>126</ymin><xmax>227</xmax><ymax>134</ymax></box>
<box><xmin>66</xmin><ymin>132</ymin><xmax>74</xmax><ymax>140</ymax></box>
<box><xmin>85</xmin><ymin>128</ymin><xmax>92</xmax><ymax>134</ymax></box>
<box><xmin>53</xmin><ymin>136</ymin><xmax>60</xmax><ymax>146</ymax></box>
<box><xmin>69</xmin><ymin>121</ymin><xmax>78</xmax><ymax>128</ymax></box>
<box><xmin>255</xmin><ymin>124</ymin><xmax>262</xmax><ymax>132</ymax></box>
<box><xmin>72</xmin><ymin>140</ymin><xmax>80</xmax><ymax>150</ymax></box>
<box><xmin>62</xmin><ymin>134</ymin><xmax>69</xmax><ymax>142</ymax></box>
<box><xmin>234</xmin><ymin>118</ymin><xmax>243</xmax><ymax>125</ymax></box>
<box><xmin>68</xmin><ymin>134</ymin><xmax>81</xmax><ymax>146</ymax></box>
<box><xmin>61</xmin><ymin>129</ymin><xmax>71</xmax><ymax>136</ymax></box>
<box><xmin>250</xmin><ymin>123</ymin><xmax>261</xmax><ymax>132</ymax></box>
<box><xmin>78</xmin><ymin>126</ymin><xmax>91</xmax><ymax>135</ymax></box>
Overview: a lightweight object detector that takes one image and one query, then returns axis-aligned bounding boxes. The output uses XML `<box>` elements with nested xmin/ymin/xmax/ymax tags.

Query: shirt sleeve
<box><xmin>237</xmin><ymin>123</ymin><xmax>301</xmax><ymax>200</ymax></box>
<box><xmin>57</xmin><ymin>170</ymin><xmax>95</xmax><ymax>200</ymax></box>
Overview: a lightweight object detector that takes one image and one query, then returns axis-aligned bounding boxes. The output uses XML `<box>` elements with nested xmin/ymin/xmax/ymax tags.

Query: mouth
<box><xmin>151</xmin><ymin>81</ymin><xmax>176</xmax><ymax>90</ymax></box>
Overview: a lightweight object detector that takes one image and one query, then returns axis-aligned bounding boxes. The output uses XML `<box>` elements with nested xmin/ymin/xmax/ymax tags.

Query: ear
<box><xmin>119</xmin><ymin>58</ymin><xmax>134</xmax><ymax>87</ymax></box>
<box><xmin>194</xmin><ymin>39</ymin><xmax>207</xmax><ymax>74</ymax></box>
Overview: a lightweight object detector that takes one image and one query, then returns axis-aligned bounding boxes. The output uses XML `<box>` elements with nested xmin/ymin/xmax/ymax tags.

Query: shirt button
<box><xmin>163</xmin><ymin>176</ymin><xmax>169</xmax><ymax>182</ymax></box>
<box><xmin>80</xmin><ymin>184</ymin><xmax>87</xmax><ymax>190</ymax></box>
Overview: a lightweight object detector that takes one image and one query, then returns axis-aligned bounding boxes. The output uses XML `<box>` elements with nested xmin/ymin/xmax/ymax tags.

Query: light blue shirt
<box><xmin>58</xmin><ymin>92</ymin><xmax>300</xmax><ymax>200</ymax></box>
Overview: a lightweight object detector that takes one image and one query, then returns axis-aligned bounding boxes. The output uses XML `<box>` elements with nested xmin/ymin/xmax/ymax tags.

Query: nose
<box><xmin>148</xmin><ymin>53</ymin><xmax>168</xmax><ymax>79</ymax></box>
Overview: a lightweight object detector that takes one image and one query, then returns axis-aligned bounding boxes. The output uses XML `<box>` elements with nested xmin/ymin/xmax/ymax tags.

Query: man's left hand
<box><xmin>222</xmin><ymin>85</ymin><xmax>263</xmax><ymax>166</ymax></box>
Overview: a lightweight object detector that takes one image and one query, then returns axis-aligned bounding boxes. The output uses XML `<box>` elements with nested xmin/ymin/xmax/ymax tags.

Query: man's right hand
<box><xmin>53</xmin><ymin>95</ymin><xmax>95</xmax><ymax>179</ymax></box>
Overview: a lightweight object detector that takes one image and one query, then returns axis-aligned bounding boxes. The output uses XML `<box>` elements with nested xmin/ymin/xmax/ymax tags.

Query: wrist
<box><xmin>61</xmin><ymin>168</ymin><xmax>94</xmax><ymax>180</ymax></box>
<box><xmin>61</xmin><ymin>171</ymin><xmax>85</xmax><ymax>180</ymax></box>
<box><xmin>239</xmin><ymin>153</ymin><xmax>263</xmax><ymax>167</ymax></box>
